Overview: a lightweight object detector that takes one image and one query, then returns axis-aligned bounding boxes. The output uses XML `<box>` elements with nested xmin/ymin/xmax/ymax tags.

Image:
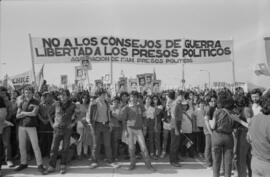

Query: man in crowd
<box><xmin>248</xmin><ymin>90</ymin><xmax>270</xmax><ymax>177</ymax></box>
<box><xmin>38</xmin><ymin>92</ymin><xmax>54</xmax><ymax>157</ymax></box>
<box><xmin>0</xmin><ymin>95</ymin><xmax>8</xmax><ymax>177</ymax></box>
<box><xmin>0</xmin><ymin>87</ymin><xmax>14</xmax><ymax>167</ymax></box>
<box><xmin>250</xmin><ymin>88</ymin><xmax>262</xmax><ymax>116</ymax></box>
<box><xmin>46</xmin><ymin>89</ymin><xmax>77</xmax><ymax>174</ymax></box>
<box><xmin>169</xmin><ymin>90</ymin><xmax>183</xmax><ymax>167</ymax></box>
<box><xmin>15</xmin><ymin>86</ymin><xmax>47</xmax><ymax>174</ymax></box>
<box><xmin>87</xmin><ymin>88</ymin><xmax>113</xmax><ymax>169</ymax></box>
<box><xmin>121</xmin><ymin>91</ymin><xmax>156</xmax><ymax>171</ymax></box>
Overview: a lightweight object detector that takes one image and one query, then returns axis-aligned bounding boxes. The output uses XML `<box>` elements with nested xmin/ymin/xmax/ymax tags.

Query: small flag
<box><xmin>153</xmin><ymin>68</ymin><xmax>157</xmax><ymax>80</ymax></box>
<box><xmin>37</xmin><ymin>64</ymin><xmax>45</xmax><ymax>91</ymax></box>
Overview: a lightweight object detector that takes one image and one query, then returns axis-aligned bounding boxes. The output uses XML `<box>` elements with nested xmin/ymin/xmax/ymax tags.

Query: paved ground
<box><xmin>1</xmin><ymin>157</ymin><xmax>213</xmax><ymax>177</ymax></box>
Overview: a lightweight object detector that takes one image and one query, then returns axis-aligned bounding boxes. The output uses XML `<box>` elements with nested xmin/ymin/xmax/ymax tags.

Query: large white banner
<box><xmin>31</xmin><ymin>36</ymin><xmax>233</xmax><ymax>64</ymax></box>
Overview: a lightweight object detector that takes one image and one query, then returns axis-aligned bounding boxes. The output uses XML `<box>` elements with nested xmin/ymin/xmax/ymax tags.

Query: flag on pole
<box><xmin>37</xmin><ymin>64</ymin><xmax>45</xmax><ymax>91</ymax></box>
<box><xmin>153</xmin><ymin>68</ymin><xmax>157</xmax><ymax>81</ymax></box>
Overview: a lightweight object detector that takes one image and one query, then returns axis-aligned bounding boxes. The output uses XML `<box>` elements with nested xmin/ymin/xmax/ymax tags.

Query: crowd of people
<box><xmin>0</xmin><ymin>84</ymin><xmax>270</xmax><ymax>177</ymax></box>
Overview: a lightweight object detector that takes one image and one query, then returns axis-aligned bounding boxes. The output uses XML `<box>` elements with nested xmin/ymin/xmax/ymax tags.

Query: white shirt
<box><xmin>252</xmin><ymin>103</ymin><xmax>262</xmax><ymax>116</ymax></box>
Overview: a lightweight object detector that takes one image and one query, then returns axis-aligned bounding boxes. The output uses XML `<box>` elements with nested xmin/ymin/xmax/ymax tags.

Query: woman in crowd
<box><xmin>234</xmin><ymin>94</ymin><xmax>252</xmax><ymax>177</ymax></box>
<box><xmin>160</xmin><ymin>93</ymin><xmax>172</xmax><ymax>159</ymax></box>
<box><xmin>210</xmin><ymin>90</ymin><xmax>239</xmax><ymax>177</ymax></box>
<box><xmin>76</xmin><ymin>94</ymin><xmax>91</xmax><ymax>159</ymax></box>
<box><xmin>152</xmin><ymin>95</ymin><xmax>163</xmax><ymax>159</ymax></box>
<box><xmin>204</xmin><ymin>95</ymin><xmax>217</xmax><ymax>169</ymax></box>
<box><xmin>144</xmin><ymin>95</ymin><xmax>158</xmax><ymax>159</ymax></box>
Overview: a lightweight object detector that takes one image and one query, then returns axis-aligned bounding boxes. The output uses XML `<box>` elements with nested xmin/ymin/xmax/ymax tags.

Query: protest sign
<box><xmin>145</xmin><ymin>73</ymin><xmax>154</xmax><ymax>87</ymax></box>
<box><xmin>10</xmin><ymin>70</ymin><xmax>33</xmax><ymax>86</ymax></box>
<box><xmin>102</xmin><ymin>74</ymin><xmax>110</xmax><ymax>84</ymax></box>
<box><xmin>95</xmin><ymin>79</ymin><xmax>103</xmax><ymax>88</ymax></box>
<box><xmin>61</xmin><ymin>75</ymin><xmax>68</xmax><ymax>85</ymax></box>
<box><xmin>80</xmin><ymin>58</ymin><xmax>92</xmax><ymax>70</ymax></box>
<box><xmin>137</xmin><ymin>74</ymin><xmax>147</xmax><ymax>92</ymax></box>
<box><xmin>152</xmin><ymin>80</ymin><xmax>161</xmax><ymax>93</ymax></box>
<box><xmin>128</xmin><ymin>78</ymin><xmax>138</xmax><ymax>92</ymax></box>
<box><xmin>31</xmin><ymin>36</ymin><xmax>233</xmax><ymax>64</ymax></box>
<box><xmin>118</xmin><ymin>77</ymin><xmax>128</xmax><ymax>93</ymax></box>
<box><xmin>75</xmin><ymin>66</ymin><xmax>86</xmax><ymax>80</ymax></box>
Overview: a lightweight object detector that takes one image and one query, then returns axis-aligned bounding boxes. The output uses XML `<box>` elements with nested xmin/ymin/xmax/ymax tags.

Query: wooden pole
<box><xmin>231</xmin><ymin>38</ymin><xmax>236</xmax><ymax>92</ymax></box>
<box><xmin>28</xmin><ymin>34</ymin><xmax>37</xmax><ymax>89</ymax></box>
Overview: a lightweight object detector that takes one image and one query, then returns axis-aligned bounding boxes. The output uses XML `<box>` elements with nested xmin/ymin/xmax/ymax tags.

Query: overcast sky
<box><xmin>1</xmin><ymin>0</ymin><xmax>270</xmax><ymax>88</ymax></box>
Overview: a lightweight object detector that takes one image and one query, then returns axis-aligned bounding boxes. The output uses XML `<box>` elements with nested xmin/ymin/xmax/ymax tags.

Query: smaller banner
<box><xmin>10</xmin><ymin>70</ymin><xmax>33</xmax><ymax>86</ymax></box>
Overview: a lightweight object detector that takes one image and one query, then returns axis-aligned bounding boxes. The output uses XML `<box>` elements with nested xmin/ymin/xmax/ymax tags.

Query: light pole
<box><xmin>200</xmin><ymin>69</ymin><xmax>211</xmax><ymax>88</ymax></box>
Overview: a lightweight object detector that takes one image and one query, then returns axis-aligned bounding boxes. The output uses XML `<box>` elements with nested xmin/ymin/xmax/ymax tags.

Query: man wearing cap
<box><xmin>86</xmin><ymin>88</ymin><xmax>113</xmax><ymax>169</ymax></box>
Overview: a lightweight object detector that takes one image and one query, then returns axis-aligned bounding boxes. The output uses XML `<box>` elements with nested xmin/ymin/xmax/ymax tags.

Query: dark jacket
<box><xmin>86</xmin><ymin>99</ymin><xmax>111</xmax><ymax>124</ymax></box>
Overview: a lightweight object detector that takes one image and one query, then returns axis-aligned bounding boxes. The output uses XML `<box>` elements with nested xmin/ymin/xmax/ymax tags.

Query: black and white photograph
<box><xmin>0</xmin><ymin>0</ymin><xmax>270</xmax><ymax>177</ymax></box>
